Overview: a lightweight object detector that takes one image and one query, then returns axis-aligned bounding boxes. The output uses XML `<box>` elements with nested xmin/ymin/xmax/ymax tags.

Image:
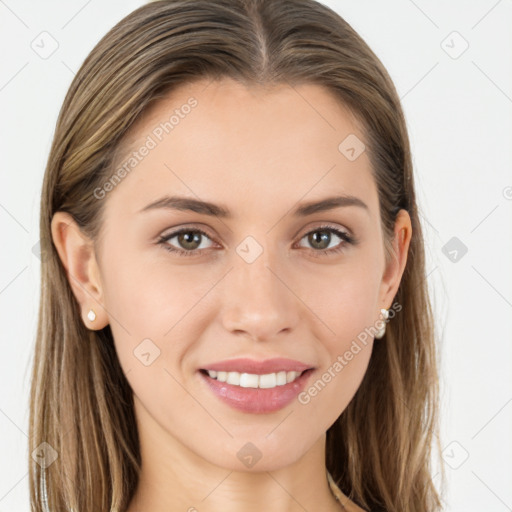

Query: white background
<box><xmin>1</xmin><ymin>0</ymin><xmax>511</xmax><ymax>510</ymax></box>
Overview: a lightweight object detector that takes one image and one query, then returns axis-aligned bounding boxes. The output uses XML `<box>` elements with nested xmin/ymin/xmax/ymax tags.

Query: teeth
<box><xmin>286</xmin><ymin>371</ymin><xmax>296</xmax><ymax>384</ymax></box>
<box><xmin>259</xmin><ymin>373</ymin><xmax>276</xmax><ymax>388</ymax></box>
<box><xmin>276</xmin><ymin>371</ymin><xmax>287</xmax><ymax>386</ymax></box>
<box><xmin>206</xmin><ymin>370</ymin><xmax>304</xmax><ymax>388</ymax></box>
<box><xmin>226</xmin><ymin>372</ymin><xmax>240</xmax><ymax>385</ymax></box>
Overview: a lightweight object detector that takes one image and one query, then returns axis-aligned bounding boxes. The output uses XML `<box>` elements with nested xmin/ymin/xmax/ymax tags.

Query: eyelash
<box><xmin>157</xmin><ymin>224</ymin><xmax>356</xmax><ymax>258</ymax></box>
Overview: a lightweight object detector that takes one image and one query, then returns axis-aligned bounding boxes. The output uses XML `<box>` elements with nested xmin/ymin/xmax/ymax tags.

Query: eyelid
<box><xmin>159</xmin><ymin>223</ymin><xmax>216</xmax><ymax>240</ymax></box>
<box><xmin>296</xmin><ymin>221</ymin><xmax>354</xmax><ymax>240</ymax></box>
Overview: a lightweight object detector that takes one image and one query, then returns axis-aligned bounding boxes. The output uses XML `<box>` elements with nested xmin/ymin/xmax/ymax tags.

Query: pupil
<box><xmin>310</xmin><ymin>231</ymin><xmax>330</xmax><ymax>249</ymax></box>
<box><xmin>179</xmin><ymin>231</ymin><xmax>200</xmax><ymax>250</ymax></box>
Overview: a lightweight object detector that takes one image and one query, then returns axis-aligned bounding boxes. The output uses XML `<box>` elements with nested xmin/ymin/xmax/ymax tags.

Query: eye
<box><xmin>158</xmin><ymin>224</ymin><xmax>357</xmax><ymax>258</ymax></box>
<box><xmin>158</xmin><ymin>227</ymin><xmax>216</xmax><ymax>257</ymax></box>
<box><xmin>296</xmin><ymin>225</ymin><xmax>355</xmax><ymax>256</ymax></box>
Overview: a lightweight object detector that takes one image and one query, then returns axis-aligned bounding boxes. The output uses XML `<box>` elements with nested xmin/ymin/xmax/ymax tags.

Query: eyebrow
<box><xmin>139</xmin><ymin>194</ymin><xmax>369</xmax><ymax>217</ymax></box>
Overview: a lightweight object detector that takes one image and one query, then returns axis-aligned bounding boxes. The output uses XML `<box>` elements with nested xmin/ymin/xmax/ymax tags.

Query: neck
<box><xmin>127</xmin><ymin>398</ymin><xmax>342</xmax><ymax>512</ymax></box>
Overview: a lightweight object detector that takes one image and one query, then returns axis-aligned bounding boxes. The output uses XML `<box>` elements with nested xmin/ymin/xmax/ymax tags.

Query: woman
<box><xmin>29</xmin><ymin>1</ymin><xmax>444</xmax><ymax>510</ymax></box>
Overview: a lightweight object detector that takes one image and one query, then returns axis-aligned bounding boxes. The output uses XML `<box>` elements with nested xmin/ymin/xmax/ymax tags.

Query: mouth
<box><xmin>198</xmin><ymin>367</ymin><xmax>315</xmax><ymax>414</ymax></box>
<box><xmin>199</xmin><ymin>368</ymin><xmax>309</xmax><ymax>389</ymax></box>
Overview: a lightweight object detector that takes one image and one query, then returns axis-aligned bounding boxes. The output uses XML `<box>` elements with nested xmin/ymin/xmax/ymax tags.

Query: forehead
<box><xmin>106</xmin><ymin>78</ymin><xmax>377</xmax><ymax>219</ymax></box>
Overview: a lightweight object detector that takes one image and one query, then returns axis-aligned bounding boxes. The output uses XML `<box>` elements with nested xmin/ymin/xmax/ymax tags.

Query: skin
<box><xmin>51</xmin><ymin>78</ymin><xmax>412</xmax><ymax>512</ymax></box>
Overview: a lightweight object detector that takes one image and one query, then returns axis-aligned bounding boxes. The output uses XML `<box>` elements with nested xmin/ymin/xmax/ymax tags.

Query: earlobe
<box><xmin>50</xmin><ymin>212</ymin><xmax>109</xmax><ymax>330</ymax></box>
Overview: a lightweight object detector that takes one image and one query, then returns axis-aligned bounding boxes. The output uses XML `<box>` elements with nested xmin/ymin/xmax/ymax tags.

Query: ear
<box><xmin>50</xmin><ymin>211</ymin><xmax>109</xmax><ymax>330</ymax></box>
<box><xmin>378</xmin><ymin>209</ymin><xmax>412</xmax><ymax>309</ymax></box>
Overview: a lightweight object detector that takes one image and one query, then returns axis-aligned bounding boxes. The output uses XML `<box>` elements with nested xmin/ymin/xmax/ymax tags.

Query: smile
<box><xmin>205</xmin><ymin>369</ymin><xmax>305</xmax><ymax>389</ymax></box>
<box><xmin>199</xmin><ymin>368</ymin><xmax>314</xmax><ymax>414</ymax></box>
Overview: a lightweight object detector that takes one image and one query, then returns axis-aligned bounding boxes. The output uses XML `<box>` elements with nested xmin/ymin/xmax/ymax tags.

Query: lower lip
<box><xmin>198</xmin><ymin>369</ymin><xmax>314</xmax><ymax>414</ymax></box>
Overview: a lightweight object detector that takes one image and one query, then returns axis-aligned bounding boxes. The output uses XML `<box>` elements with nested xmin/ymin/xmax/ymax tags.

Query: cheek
<box><xmin>298</xmin><ymin>343</ymin><xmax>372</xmax><ymax>435</ymax></box>
<box><xmin>101</xmin><ymin>250</ymin><xmax>216</xmax><ymax>373</ymax></box>
<box><xmin>102</xmin><ymin>261</ymin><xmax>204</xmax><ymax>417</ymax></box>
<box><xmin>303</xmin><ymin>259</ymin><xmax>381</xmax><ymax>345</ymax></box>
<box><xmin>294</xmin><ymin>259</ymin><xmax>379</xmax><ymax>416</ymax></box>
<box><xmin>297</xmin><ymin>272</ymin><xmax>377</xmax><ymax>427</ymax></box>
<box><xmin>102</xmin><ymin>246</ymin><xmax>203</xmax><ymax>330</ymax></box>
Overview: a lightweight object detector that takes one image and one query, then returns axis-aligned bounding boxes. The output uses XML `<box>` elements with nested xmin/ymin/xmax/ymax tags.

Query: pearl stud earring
<box><xmin>87</xmin><ymin>309</ymin><xmax>96</xmax><ymax>322</ymax></box>
<box><xmin>374</xmin><ymin>308</ymin><xmax>389</xmax><ymax>339</ymax></box>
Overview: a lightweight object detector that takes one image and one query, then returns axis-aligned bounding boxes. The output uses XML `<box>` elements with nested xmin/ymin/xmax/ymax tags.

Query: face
<box><xmin>84</xmin><ymin>78</ymin><xmax>409</xmax><ymax>471</ymax></box>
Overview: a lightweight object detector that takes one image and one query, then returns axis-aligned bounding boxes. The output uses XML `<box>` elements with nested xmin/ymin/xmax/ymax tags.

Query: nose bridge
<box><xmin>234</xmin><ymin>232</ymin><xmax>287</xmax><ymax>305</ymax></box>
<box><xmin>220</xmin><ymin>232</ymin><xmax>298</xmax><ymax>339</ymax></box>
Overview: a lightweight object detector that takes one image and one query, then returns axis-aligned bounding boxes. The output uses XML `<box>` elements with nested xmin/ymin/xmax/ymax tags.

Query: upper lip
<box><xmin>201</xmin><ymin>357</ymin><xmax>314</xmax><ymax>375</ymax></box>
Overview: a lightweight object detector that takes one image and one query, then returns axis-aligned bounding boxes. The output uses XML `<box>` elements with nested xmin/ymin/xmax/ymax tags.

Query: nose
<box><xmin>220</xmin><ymin>242</ymin><xmax>300</xmax><ymax>342</ymax></box>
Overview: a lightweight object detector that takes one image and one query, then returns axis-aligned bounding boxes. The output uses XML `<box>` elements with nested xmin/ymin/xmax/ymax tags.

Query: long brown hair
<box><xmin>28</xmin><ymin>0</ymin><xmax>445</xmax><ymax>510</ymax></box>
